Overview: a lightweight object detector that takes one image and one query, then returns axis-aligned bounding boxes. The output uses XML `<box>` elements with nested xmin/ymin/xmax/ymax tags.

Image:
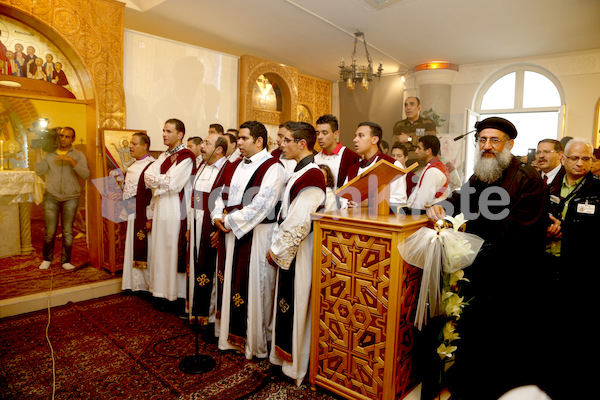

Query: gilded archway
<box><xmin>240</xmin><ymin>55</ymin><xmax>298</xmax><ymax>126</ymax></box>
<box><xmin>239</xmin><ymin>54</ymin><xmax>332</xmax><ymax>127</ymax></box>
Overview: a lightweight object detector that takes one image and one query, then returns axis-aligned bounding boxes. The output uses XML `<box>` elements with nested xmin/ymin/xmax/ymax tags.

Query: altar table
<box><xmin>310</xmin><ymin>208</ymin><xmax>428</xmax><ymax>400</ymax></box>
<box><xmin>0</xmin><ymin>170</ymin><xmax>45</xmax><ymax>258</ymax></box>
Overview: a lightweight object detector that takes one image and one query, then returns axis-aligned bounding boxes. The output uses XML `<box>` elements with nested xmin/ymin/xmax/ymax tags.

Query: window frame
<box><xmin>474</xmin><ymin>63</ymin><xmax>565</xmax><ymax>124</ymax></box>
<box><xmin>461</xmin><ymin>64</ymin><xmax>566</xmax><ymax>179</ymax></box>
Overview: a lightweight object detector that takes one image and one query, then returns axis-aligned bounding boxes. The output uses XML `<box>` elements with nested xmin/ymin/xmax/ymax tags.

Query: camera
<box><xmin>28</xmin><ymin>119</ymin><xmax>59</xmax><ymax>153</ymax></box>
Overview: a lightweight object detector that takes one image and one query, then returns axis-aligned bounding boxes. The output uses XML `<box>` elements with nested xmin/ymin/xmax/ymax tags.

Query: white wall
<box><xmin>123</xmin><ymin>29</ymin><xmax>239</xmax><ymax>151</ymax></box>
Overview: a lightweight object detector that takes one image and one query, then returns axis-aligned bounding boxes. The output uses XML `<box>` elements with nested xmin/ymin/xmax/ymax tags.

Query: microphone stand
<box><xmin>179</xmin><ymin>146</ymin><xmax>219</xmax><ymax>374</ymax></box>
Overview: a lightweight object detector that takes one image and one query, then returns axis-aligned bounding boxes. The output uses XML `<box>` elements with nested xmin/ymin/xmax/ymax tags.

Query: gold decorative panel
<box><xmin>239</xmin><ymin>55</ymin><xmax>331</xmax><ymax>127</ymax></box>
<box><xmin>297</xmin><ymin>104</ymin><xmax>312</xmax><ymax>123</ymax></box>
<box><xmin>297</xmin><ymin>74</ymin><xmax>315</xmax><ymax>104</ymax></box>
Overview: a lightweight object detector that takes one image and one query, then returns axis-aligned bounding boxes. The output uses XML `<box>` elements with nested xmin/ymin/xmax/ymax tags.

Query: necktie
<box><xmin>244</xmin><ymin>158</ymin><xmax>252</xmax><ymax>164</ymax></box>
<box><xmin>543</xmin><ymin>174</ymin><xmax>548</xmax><ymax>184</ymax></box>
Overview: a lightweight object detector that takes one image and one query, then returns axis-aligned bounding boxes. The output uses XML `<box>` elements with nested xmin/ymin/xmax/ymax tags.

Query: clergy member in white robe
<box><xmin>267</xmin><ymin>121</ymin><xmax>326</xmax><ymax>386</ymax></box>
<box><xmin>406</xmin><ymin>135</ymin><xmax>449</xmax><ymax>210</ymax></box>
<box><xmin>187</xmin><ymin>133</ymin><xmax>228</xmax><ymax>325</ymax></box>
<box><xmin>145</xmin><ymin>119</ymin><xmax>195</xmax><ymax>303</ymax></box>
<box><xmin>342</xmin><ymin>122</ymin><xmax>407</xmax><ymax>209</ymax></box>
<box><xmin>122</xmin><ymin>132</ymin><xmax>155</xmax><ymax>292</ymax></box>
<box><xmin>314</xmin><ymin>114</ymin><xmax>360</xmax><ymax>189</ymax></box>
<box><xmin>273</xmin><ymin>122</ymin><xmax>298</xmax><ymax>180</ymax></box>
<box><xmin>212</xmin><ymin>121</ymin><xmax>286</xmax><ymax>360</ymax></box>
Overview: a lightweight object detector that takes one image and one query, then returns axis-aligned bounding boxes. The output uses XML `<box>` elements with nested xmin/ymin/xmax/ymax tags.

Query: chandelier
<box><xmin>339</xmin><ymin>31</ymin><xmax>383</xmax><ymax>91</ymax></box>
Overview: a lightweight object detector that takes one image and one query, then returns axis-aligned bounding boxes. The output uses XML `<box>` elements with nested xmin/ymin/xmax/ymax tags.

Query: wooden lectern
<box><xmin>310</xmin><ymin>160</ymin><xmax>426</xmax><ymax>400</ymax></box>
<box><xmin>335</xmin><ymin>159</ymin><xmax>417</xmax><ymax>215</ymax></box>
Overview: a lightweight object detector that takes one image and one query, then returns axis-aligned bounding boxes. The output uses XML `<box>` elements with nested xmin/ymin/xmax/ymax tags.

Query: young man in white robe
<box><xmin>144</xmin><ymin>119</ymin><xmax>196</xmax><ymax>311</ymax></box>
<box><xmin>267</xmin><ymin>121</ymin><xmax>326</xmax><ymax>386</ymax></box>
<box><xmin>121</xmin><ymin>132</ymin><xmax>155</xmax><ymax>292</ymax></box>
<box><xmin>211</xmin><ymin>120</ymin><xmax>286</xmax><ymax>359</ymax></box>
<box><xmin>187</xmin><ymin>133</ymin><xmax>228</xmax><ymax>330</ymax></box>
<box><xmin>314</xmin><ymin>114</ymin><xmax>360</xmax><ymax>189</ymax></box>
<box><xmin>406</xmin><ymin>135</ymin><xmax>449</xmax><ymax>211</ymax></box>
<box><xmin>344</xmin><ymin>122</ymin><xmax>407</xmax><ymax>209</ymax></box>
<box><xmin>272</xmin><ymin>122</ymin><xmax>297</xmax><ymax>179</ymax></box>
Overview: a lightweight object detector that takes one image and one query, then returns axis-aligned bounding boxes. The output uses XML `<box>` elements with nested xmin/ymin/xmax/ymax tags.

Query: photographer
<box><xmin>35</xmin><ymin>127</ymin><xmax>89</xmax><ymax>270</ymax></box>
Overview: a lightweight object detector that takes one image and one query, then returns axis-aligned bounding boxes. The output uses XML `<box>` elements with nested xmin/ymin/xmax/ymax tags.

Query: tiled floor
<box><xmin>0</xmin><ymin>277</ymin><xmax>122</xmax><ymax>318</ymax></box>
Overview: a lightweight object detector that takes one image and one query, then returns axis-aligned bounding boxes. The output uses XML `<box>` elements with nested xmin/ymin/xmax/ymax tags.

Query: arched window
<box><xmin>465</xmin><ymin>64</ymin><xmax>565</xmax><ymax>177</ymax></box>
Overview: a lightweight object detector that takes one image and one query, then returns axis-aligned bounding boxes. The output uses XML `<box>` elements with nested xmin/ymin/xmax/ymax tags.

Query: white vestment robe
<box><xmin>145</xmin><ymin>148</ymin><xmax>194</xmax><ymax>301</ymax></box>
<box><xmin>406</xmin><ymin>160</ymin><xmax>449</xmax><ymax>209</ymax></box>
<box><xmin>314</xmin><ymin>145</ymin><xmax>355</xmax><ymax>189</ymax></box>
<box><xmin>187</xmin><ymin>156</ymin><xmax>227</xmax><ymax>321</ymax></box>
<box><xmin>269</xmin><ymin>161</ymin><xmax>325</xmax><ymax>386</ymax></box>
<box><xmin>211</xmin><ymin>148</ymin><xmax>286</xmax><ymax>359</ymax></box>
<box><xmin>122</xmin><ymin>155</ymin><xmax>155</xmax><ymax>292</ymax></box>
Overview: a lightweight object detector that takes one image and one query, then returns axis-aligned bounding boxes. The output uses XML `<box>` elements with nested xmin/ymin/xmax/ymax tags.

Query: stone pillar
<box><xmin>413</xmin><ymin>63</ymin><xmax>458</xmax><ymax>134</ymax></box>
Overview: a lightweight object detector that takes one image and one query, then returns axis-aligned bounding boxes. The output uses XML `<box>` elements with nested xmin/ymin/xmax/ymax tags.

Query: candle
<box><xmin>0</xmin><ymin>140</ymin><xmax>3</xmax><ymax>170</ymax></box>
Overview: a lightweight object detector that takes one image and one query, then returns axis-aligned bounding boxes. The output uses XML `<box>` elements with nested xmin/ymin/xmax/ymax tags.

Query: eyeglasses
<box><xmin>476</xmin><ymin>137</ymin><xmax>510</xmax><ymax>147</ymax></box>
<box><xmin>565</xmin><ymin>155</ymin><xmax>592</xmax><ymax>162</ymax></box>
<box><xmin>535</xmin><ymin>150</ymin><xmax>557</xmax><ymax>156</ymax></box>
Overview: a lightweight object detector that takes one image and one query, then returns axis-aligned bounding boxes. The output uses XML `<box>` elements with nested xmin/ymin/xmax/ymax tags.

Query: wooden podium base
<box><xmin>310</xmin><ymin>209</ymin><xmax>427</xmax><ymax>400</ymax></box>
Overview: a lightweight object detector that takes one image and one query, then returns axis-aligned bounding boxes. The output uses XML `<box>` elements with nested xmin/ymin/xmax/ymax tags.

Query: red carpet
<box><xmin>0</xmin><ymin>207</ymin><xmax>115</xmax><ymax>300</ymax></box>
<box><xmin>0</xmin><ymin>294</ymin><xmax>273</xmax><ymax>399</ymax></box>
<box><xmin>0</xmin><ymin>294</ymin><xmax>344</xmax><ymax>399</ymax></box>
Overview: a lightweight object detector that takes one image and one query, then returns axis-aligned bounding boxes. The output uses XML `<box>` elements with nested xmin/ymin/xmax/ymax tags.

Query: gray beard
<box><xmin>473</xmin><ymin>146</ymin><xmax>513</xmax><ymax>183</ymax></box>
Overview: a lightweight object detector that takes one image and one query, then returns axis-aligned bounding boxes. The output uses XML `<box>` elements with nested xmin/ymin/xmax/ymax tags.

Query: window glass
<box><xmin>523</xmin><ymin>71</ymin><xmax>561</xmax><ymax>108</ymax></box>
<box><xmin>480</xmin><ymin>72</ymin><xmax>515</xmax><ymax>110</ymax></box>
<box><xmin>479</xmin><ymin>111</ymin><xmax>560</xmax><ymax>157</ymax></box>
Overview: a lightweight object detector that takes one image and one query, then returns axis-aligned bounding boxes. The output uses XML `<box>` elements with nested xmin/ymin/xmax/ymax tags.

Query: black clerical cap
<box><xmin>475</xmin><ymin>117</ymin><xmax>517</xmax><ymax>139</ymax></box>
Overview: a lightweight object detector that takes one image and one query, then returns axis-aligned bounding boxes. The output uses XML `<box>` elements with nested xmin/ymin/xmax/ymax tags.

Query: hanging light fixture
<box><xmin>339</xmin><ymin>31</ymin><xmax>383</xmax><ymax>91</ymax></box>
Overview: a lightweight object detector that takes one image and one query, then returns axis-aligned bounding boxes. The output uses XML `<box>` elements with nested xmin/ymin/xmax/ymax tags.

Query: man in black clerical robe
<box><xmin>427</xmin><ymin>117</ymin><xmax>548</xmax><ymax>400</ymax></box>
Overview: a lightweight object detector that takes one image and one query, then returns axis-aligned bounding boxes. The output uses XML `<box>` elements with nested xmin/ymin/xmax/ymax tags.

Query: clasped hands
<box><xmin>209</xmin><ymin>217</ymin><xmax>277</xmax><ymax>267</ymax></box>
<box><xmin>426</xmin><ymin>205</ymin><xmax>562</xmax><ymax>239</ymax></box>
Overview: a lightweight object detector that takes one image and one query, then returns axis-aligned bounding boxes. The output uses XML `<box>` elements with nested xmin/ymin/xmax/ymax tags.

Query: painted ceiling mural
<box><xmin>0</xmin><ymin>14</ymin><xmax>83</xmax><ymax>99</ymax></box>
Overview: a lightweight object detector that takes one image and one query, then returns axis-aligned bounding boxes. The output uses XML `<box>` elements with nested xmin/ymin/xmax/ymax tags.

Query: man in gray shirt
<box><xmin>35</xmin><ymin>127</ymin><xmax>89</xmax><ymax>270</ymax></box>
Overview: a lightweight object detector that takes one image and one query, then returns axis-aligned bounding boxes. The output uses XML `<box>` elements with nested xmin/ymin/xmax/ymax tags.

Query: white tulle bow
<box><xmin>398</xmin><ymin>215</ymin><xmax>484</xmax><ymax>330</ymax></box>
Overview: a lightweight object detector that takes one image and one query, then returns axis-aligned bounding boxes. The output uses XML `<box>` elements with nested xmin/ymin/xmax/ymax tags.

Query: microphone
<box><xmin>214</xmin><ymin>136</ymin><xmax>226</xmax><ymax>151</ymax></box>
<box><xmin>454</xmin><ymin>129</ymin><xmax>476</xmax><ymax>141</ymax></box>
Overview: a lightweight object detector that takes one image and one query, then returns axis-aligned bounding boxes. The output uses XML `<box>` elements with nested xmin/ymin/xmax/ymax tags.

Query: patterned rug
<box><xmin>0</xmin><ymin>211</ymin><xmax>116</xmax><ymax>300</ymax></box>
<box><xmin>0</xmin><ymin>294</ymin><xmax>276</xmax><ymax>400</ymax></box>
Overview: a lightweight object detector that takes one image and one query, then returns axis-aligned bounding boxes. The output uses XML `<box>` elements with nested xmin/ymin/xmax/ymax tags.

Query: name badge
<box><xmin>549</xmin><ymin>195</ymin><xmax>561</xmax><ymax>204</ymax></box>
<box><xmin>577</xmin><ymin>202</ymin><xmax>595</xmax><ymax>214</ymax></box>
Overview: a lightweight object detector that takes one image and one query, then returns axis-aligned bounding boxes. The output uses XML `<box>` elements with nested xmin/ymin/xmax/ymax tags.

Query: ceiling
<box><xmin>122</xmin><ymin>0</ymin><xmax>600</xmax><ymax>82</ymax></box>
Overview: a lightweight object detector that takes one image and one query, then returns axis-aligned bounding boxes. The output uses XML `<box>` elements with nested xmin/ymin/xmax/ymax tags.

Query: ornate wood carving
<box><xmin>311</xmin><ymin>211</ymin><xmax>425</xmax><ymax>400</ymax></box>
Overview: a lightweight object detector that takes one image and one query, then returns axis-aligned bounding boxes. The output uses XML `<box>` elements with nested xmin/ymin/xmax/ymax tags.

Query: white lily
<box><xmin>445</xmin><ymin>213</ymin><xmax>468</xmax><ymax>232</ymax></box>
